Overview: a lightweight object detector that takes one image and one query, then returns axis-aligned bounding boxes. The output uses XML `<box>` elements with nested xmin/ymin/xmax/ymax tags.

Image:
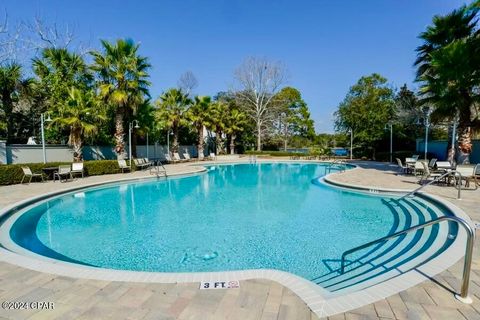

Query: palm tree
<box><xmin>155</xmin><ymin>88</ymin><xmax>191</xmax><ymax>154</ymax></box>
<box><xmin>208</xmin><ymin>101</ymin><xmax>228</xmax><ymax>155</ymax></box>
<box><xmin>224</xmin><ymin>108</ymin><xmax>247</xmax><ymax>155</ymax></box>
<box><xmin>52</xmin><ymin>88</ymin><xmax>106</xmax><ymax>161</ymax></box>
<box><xmin>33</xmin><ymin>48</ymin><xmax>92</xmax><ymax>110</ymax></box>
<box><xmin>187</xmin><ymin>96</ymin><xmax>212</xmax><ymax>160</ymax></box>
<box><xmin>0</xmin><ymin>63</ymin><xmax>31</xmax><ymax>143</ymax></box>
<box><xmin>90</xmin><ymin>39</ymin><xmax>151</xmax><ymax>158</ymax></box>
<box><xmin>415</xmin><ymin>5</ymin><xmax>479</xmax><ymax>163</ymax></box>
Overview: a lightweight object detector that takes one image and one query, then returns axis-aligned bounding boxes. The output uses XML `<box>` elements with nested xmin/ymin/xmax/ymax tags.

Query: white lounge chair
<box><xmin>143</xmin><ymin>158</ymin><xmax>154</xmax><ymax>167</ymax></box>
<box><xmin>20</xmin><ymin>167</ymin><xmax>44</xmax><ymax>184</ymax></box>
<box><xmin>173</xmin><ymin>152</ymin><xmax>187</xmax><ymax>162</ymax></box>
<box><xmin>118</xmin><ymin>159</ymin><xmax>131</xmax><ymax>173</ymax></box>
<box><xmin>54</xmin><ymin>165</ymin><xmax>73</xmax><ymax>182</ymax></box>
<box><xmin>164</xmin><ymin>153</ymin><xmax>178</xmax><ymax>164</ymax></box>
<box><xmin>71</xmin><ymin>162</ymin><xmax>84</xmax><ymax>178</ymax></box>
<box><xmin>208</xmin><ymin>153</ymin><xmax>217</xmax><ymax>161</ymax></box>
<box><xmin>183</xmin><ymin>153</ymin><xmax>192</xmax><ymax>161</ymax></box>
<box><xmin>133</xmin><ymin>158</ymin><xmax>149</xmax><ymax>170</ymax></box>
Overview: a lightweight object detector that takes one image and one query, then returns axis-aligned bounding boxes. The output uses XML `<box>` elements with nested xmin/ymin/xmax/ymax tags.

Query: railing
<box><xmin>326</xmin><ymin>159</ymin><xmax>347</xmax><ymax>173</ymax></box>
<box><xmin>249</xmin><ymin>155</ymin><xmax>257</xmax><ymax>164</ymax></box>
<box><xmin>401</xmin><ymin>170</ymin><xmax>463</xmax><ymax>200</ymax></box>
<box><xmin>340</xmin><ymin>215</ymin><xmax>475</xmax><ymax>303</ymax></box>
<box><xmin>149</xmin><ymin>161</ymin><xmax>168</xmax><ymax>177</ymax></box>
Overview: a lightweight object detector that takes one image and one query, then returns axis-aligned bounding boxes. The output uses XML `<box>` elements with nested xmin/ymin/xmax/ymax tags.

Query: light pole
<box><xmin>40</xmin><ymin>112</ymin><xmax>52</xmax><ymax>164</ymax></box>
<box><xmin>422</xmin><ymin>106</ymin><xmax>432</xmax><ymax>160</ymax></box>
<box><xmin>348</xmin><ymin>129</ymin><xmax>353</xmax><ymax>160</ymax></box>
<box><xmin>129</xmin><ymin>120</ymin><xmax>140</xmax><ymax>167</ymax></box>
<box><xmin>384</xmin><ymin>122</ymin><xmax>393</xmax><ymax>163</ymax></box>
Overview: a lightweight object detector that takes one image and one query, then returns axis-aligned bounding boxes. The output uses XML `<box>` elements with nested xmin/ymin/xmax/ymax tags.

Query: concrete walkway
<box><xmin>0</xmin><ymin>160</ymin><xmax>479</xmax><ymax>319</ymax></box>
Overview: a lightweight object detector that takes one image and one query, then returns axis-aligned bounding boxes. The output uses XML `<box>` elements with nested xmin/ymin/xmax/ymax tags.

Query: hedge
<box><xmin>0</xmin><ymin>160</ymin><xmax>138</xmax><ymax>185</ymax></box>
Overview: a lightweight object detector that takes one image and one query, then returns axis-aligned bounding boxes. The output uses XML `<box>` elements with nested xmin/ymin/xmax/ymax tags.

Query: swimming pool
<box><xmin>0</xmin><ymin>163</ymin><xmax>458</xmax><ymax>287</ymax></box>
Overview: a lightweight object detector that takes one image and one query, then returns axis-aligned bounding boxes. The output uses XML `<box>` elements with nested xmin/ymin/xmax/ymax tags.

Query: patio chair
<box><xmin>183</xmin><ymin>153</ymin><xmax>192</xmax><ymax>161</ymax></box>
<box><xmin>208</xmin><ymin>153</ymin><xmax>217</xmax><ymax>161</ymax></box>
<box><xmin>413</xmin><ymin>161</ymin><xmax>426</xmax><ymax>177</ymax></box>
<box><xmin>455</xmin><ymin>164</ymin><xmax>478</xmax><ymax>189</ymax></box>
<box><xmin>420</xmin><ymin>161</ymin><xmax>444</xmax><ymax>185</ymax></box>
<box><xmin>118</xmin><ymin>159</ymin><xmax>131</xmax><ymax>173</ymax></box>
<box><xmin>53</xmin><ymin>165</ymin><xmax>73</xmax><ymax>182</ymax></box>
<box><xmin>71</xmin><ymin>162</ymin><xmax>84</xmax><ymax>178</ymax></box>
<box><xmin>133</xmin><ymin>158</ymin><xmax>149</xmax><ymax>170</ymax></box>
<box><xmin>143</xmin><ymin>158</ymin><xmax>154</xmax><ymax>167</ymax></box>
<box><xmin>164</xmin><ymin>153</ymin><xmax>178</xmax><ymax>164</ymax></box>
<box><xmin>412</xmin><ymin>155</ymin><xmax>420</xmax><ymax>161</ymax></box>
<box><xmin>428</xmin><ymin>158</ymin><xmax>437</xmax><ymax>169</ymax></box>
<box><xmin>396</xmin><ymin>158</ymin><xmax>410</xmax><ymax>174</ymax></box>
<box><xmin>20</xmin><ymin>166</ymin><xmax>44</xmax><ymax>184</ymax></box>
<box><xmin>173</xmin><ymin>152</ymin><xmax>187</xmax><ymax>162</ymax></box>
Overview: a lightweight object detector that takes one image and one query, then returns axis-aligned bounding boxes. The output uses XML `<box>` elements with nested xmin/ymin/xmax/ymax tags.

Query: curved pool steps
<box><xmin>314</xmin><ymin>196</ymin><xmax>457</xmax><ymax>294</ymax></box>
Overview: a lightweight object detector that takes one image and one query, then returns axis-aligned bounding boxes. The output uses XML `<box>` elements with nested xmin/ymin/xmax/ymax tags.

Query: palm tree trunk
<box><xmin>69</xmin><ymin>127</ymin><xmax>83</xmax><ymax>161</ymax></box>
<box><xmin>114</xmin><ymin>109</ymin><xmax>125</xmax><ymax>159</ymax></box>
<box><xmin>215</xmin><ymin>130</ymin><xmax>222</xmax><ymax>155</ymax></box>
<box><xmin>197</xmin><ymin>125</ymin><xmax>204</xmax><ymax>160</ymax></box>
<box><xmin>172</xmin><ymin>123</ymin><xmax>179</xmax><ymax>153</ymax></box>
<box><xmin>230</xmin><ymin>134</ymin><xmax>236</xmax><ymax>155</ymax></box>
<box><xmin>457</xmin><ymin>125</ymin><xmax>472</xmax><ymax>164</ymax></box>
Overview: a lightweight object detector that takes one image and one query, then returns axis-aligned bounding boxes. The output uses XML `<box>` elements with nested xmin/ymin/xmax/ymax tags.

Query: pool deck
<box><xmin>0</xmin><ymin>159</ymin><xmax>479</xmax><ymax>319</ymax></box>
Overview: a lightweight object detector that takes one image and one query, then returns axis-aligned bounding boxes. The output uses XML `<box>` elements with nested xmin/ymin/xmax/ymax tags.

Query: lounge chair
<box><xmin>54</xmin><ymin>165</ymin><xmax>73</xmax><ymax>182</ymax></box>
<box><xmin>164</xmin><ymin>153</ymin><xmax>178</xmax><ymax>164</ymax></box>
<box><xmin>420</xmin><ymin>161</ymin><xmax>444</xmax><ymax>184</ymax></box>
<box><xmin>133</xmin><ymin>158</ymin><xmax>149</xmax><ymax>170</ymax></box>
<box><xmin>20</xmin><ymin>167</ymin><xmax>44</xmax><ymax>184</ymax></box>
<box><xmin>183</xmin><ymin>153</ymin><xmax>192</xmax><ymax>161</ymax></box>
<box><xmin>428</xmin><ymin>158</ymin><xmax>437</xmax><ymax>169</ymax></box>
<box><xmin>71</xmin><ymin>162</ymin><xmax>84</xmax><ymax>178</ymax></box>
<box><xmin>455</xmin><ymin>164</ymin><xmax>479</xmax><ymax>189</ymax></box>
<box><xmin>118</xmin><ymin>159</ymin><xmax>131</xmax><ymax>173</ymax></box>
<box><xmin>396</xmin><ymin>158</ymin><xmax>410</xmax><ymax>174</ymax></box>
<box><xmin>143</xmin><ymin>158</ymin><xmax>154</xmax><ymax>167</ymax></box>
<box><xmin>412</xmin><ymin>155</ymin><xmax>420</xmax><ymax>161</ymax></box>
<box><xmin>173</xmin><ymin>152</ymin><xmax>187</xmax><ymax>162</ymax></box>
<box><xmin>208</xmin><ymin>153</ymin><xmax>217</xmax><ymax>161</ymax></box>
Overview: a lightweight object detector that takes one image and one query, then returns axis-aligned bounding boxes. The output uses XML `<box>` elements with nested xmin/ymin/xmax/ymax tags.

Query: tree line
<box><xmin>335</xmin><ymin>1</ymin><xmax>480</xmax><ymax>164</ymax></box>
<box><xmin>0</xmin><ymin>31</ymin><xmax>315</xmax><ymax>161</ymax></box>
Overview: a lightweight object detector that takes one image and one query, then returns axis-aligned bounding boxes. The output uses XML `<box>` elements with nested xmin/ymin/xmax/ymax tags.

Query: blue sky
<box><xmin>1</xmin><ymin>0</ymin><xmax>466</xmax><ymax>132</ymax></box>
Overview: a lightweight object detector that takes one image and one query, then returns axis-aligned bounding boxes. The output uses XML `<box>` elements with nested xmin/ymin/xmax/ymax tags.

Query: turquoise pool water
<box><xmin>6</xmin><ymin>163</ymin><xmax>445</xmax><ymax>279</ymax></box>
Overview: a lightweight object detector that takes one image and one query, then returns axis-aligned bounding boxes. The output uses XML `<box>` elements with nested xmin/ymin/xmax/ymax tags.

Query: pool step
<box><xmin>314</xmin><ymin>197</ymin><xmax>457</xmax><ymax>294</ymax></box>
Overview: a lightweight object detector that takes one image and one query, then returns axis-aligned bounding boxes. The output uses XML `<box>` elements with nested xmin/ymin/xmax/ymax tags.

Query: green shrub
<box><xmin>0</xmin><ymin>159</ymin><xmax>138</xmax><ymax>185</ymax></box>
<box><xmin>84</xmin><ymin>160</ymin><xmax>123</xmax><ymax>176</ymax></box>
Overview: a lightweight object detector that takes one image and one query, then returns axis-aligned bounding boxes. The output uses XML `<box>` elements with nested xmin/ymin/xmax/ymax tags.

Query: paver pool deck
<box><xmin>0</xmin><ymin>159</ymin><xmax>479</xmax><ymax>320</ymax></box>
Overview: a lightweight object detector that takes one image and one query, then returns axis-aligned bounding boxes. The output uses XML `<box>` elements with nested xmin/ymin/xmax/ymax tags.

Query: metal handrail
<box><xmin>327</xmin><ymin>159</ymin><xmax>347</xmax><ymax>173</ymax></box>
<box><xmin>340</xmin><ymin>215</ymin><xmax>475</xmax><ymax>302</ymax></box>
<box><xmin>401</xmin><ymin>170</ymin><xmax>462</xmax><ymax>200</ymax></box>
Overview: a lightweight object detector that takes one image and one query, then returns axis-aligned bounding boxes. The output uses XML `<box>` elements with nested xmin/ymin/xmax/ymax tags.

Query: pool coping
<box><xmin>0</xmin><ymin>160</ymin><xmax>473</xmax><ymax>318</ymax></box>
